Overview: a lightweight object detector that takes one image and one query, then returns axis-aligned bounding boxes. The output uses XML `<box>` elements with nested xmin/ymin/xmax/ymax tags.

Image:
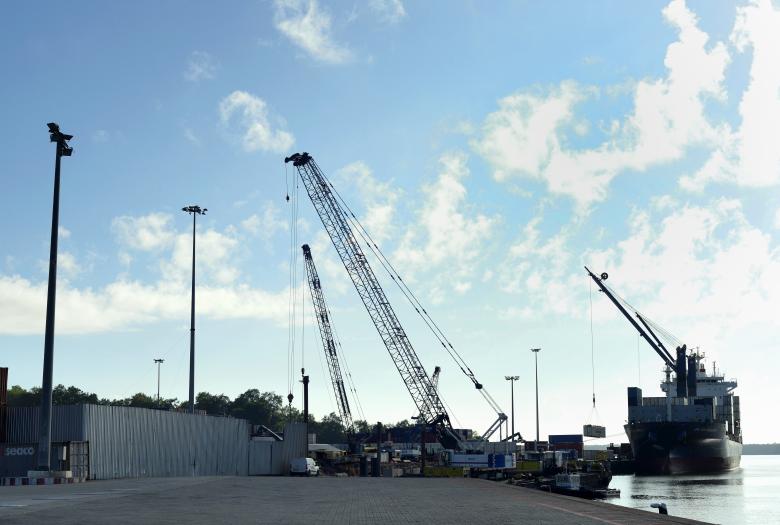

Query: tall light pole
<box><xmin>35</xmin><ymin>123</ymin><xmax>73</xmax><ymax>473</ymax></box>
<box><xmin>182</xmin><ymin>205</ymin><xmax>206</xmax><ymax>414</ymax></box>
<box><xmin>531</xmin><ymin>348</ymin><xmax>541</xmax><ymax>450</ymax></box>
<box><xmin>154</xmin><ymin>359</ymin><xmax>165</xmax><ymax>404</ymax></box>
<box><xmin>505</xmin><ymin>375</ymin><xmax>519</xmax><ymax>438</ymax></box>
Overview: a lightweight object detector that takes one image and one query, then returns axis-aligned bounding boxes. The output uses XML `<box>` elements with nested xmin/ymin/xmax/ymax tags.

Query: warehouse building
<box><xmin>0</xmin><ymin>404</ymin><xmax>306</xmax><ymax>480</ymax></box>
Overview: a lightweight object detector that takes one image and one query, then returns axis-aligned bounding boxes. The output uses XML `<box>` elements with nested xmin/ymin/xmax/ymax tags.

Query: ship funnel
<box><xmin>687</xmin><ymin>354</ymin><xmax>697</xmax><ymax>397</ymax></box>
<box><xmin>675</xmin><ymin>346</ymin><xmax>687</xmax><ymax>398</ymax></box>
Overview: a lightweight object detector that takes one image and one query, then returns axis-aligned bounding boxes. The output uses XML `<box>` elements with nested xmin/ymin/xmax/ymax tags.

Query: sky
<box><xmin>1</xmin><ymin>0</ymin><xmax>779</xmax><ymax>444</ymax></box>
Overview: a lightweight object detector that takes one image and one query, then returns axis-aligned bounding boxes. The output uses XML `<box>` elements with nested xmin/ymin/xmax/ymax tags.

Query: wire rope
<box><xmin>318</xmin><ymin>172</ymin><xmax>504</xmax><ymax>417</ymax></box>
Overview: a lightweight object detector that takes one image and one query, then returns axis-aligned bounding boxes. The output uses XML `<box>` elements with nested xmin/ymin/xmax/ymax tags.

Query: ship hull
<box><xmin>625</xmin><ymin>421</ymin><xmax>742</xmax><ymax>475</ymax></box>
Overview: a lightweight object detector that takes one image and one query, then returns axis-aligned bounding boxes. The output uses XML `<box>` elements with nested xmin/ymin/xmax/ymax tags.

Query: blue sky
<box><xmin>1</xmin><ymin>0</ymin><xmax>779</xmax><ymax>443</ymax></box>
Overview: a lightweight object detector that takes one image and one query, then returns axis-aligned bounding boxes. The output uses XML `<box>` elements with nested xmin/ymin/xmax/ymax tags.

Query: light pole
<box><xmin>182</xmin><ymin>205</ymin><xmax>206</xmax><ymax>414</ymax></box>
<box><xmin>35</xmin><ymin>123</ymin><xmax>73</xmax><ymax>473</ymax></box>
<box><xmin>505</xmin><ymin>375</ymin><xmax>519</xmax><ymax>438</ymax></box>
<box><xmin>531</xmin><ymin>348</ymin><xmax>541</xmax><ymax>450</ymax></box>
<box><xmin>154</xmin><ymin>359</ymin><xmax>165</xmax><ymax>404</ymax></box>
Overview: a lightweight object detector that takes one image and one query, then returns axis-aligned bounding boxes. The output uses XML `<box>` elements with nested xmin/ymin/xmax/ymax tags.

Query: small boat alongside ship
<box><xmin>586</xmin><ymin>268</ymin><xmax>742</xmax><ymax>475</ymax></box>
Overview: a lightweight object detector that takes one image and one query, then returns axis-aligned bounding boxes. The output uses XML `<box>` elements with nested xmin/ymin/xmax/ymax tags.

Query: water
<box><xmin>607</xmin><ymin>455</ymin><xmax>780</xmax><ymax>524</ymax></box>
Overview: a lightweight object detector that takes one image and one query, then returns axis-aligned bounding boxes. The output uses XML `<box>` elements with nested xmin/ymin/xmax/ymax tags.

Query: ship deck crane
<box><xmin>286</xmin><ymin>152</ymin><xmax>508</xmax><ymax>450</ymax></box>
<box><xmin>585</xmin><ymin>267</ymin><xmax>676</xmax><ymax>369</ymax></box>
<box><xmin>302</xmin><ymin>244</ymin><xmax>356</xmax><ymax>442</ymax></box>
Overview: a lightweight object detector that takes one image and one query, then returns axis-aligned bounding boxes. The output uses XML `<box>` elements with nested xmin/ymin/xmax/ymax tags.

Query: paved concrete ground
<box><xmin>0</xmin><ymin>476</ymin><xmax>712</xmax><ymax>524</ymax></box>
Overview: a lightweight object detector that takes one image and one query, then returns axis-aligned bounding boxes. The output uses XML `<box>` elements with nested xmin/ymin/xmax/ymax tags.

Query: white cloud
<box><xmin>163</xmin><ymin>227</ymin><xmax>241</xmax><ymax>286</ymax></box>
<box><xmin>0</xmin><ymin>210</ymin><xmax>294</xmax><ymax>335</ymax></box>
<box><xmin>219</xmin><ymin>90</ymin><xmax>295</xmax><ymax>154</ymax></box>
<box><xmin>92</xmin><ymin>130</ymin><xmax>109</xmax><ymax>143</ymax></box>
<box><xmin>184</xmin><ymin>51</ymin><xmax>217</xmax><ymax>82</ymax></box>
<box><xmin>274</xmin><ymin>0</ymin><xmax>353</xmax><ymax>64</ymax></box>
<box><xmin>240</xmin><ymin>202</ymin><xmax>288</xmax><ymax>241</ymax></box>
<box><xmin>393</xmin><ymin>152</ymin><xmax>497</xmax><ymax>295</ymax></box>
<box><xmin>58</xmin><ymin>226</ymin><xmax>71</xmax><ymax>239</ymax></box>
<box><xmin>473</xmin><ymin>0</ymin><xmax>730</xmax><ymax>211</ymax></box>
<box><xmin>0</xmin><ymin>275</ymin><xmax>291</xmax><ymax>335</ymax></box>
<box><xmin>370</xmin><ymin>0</ymin><xmax>406</xmax><ymax>24</ymax></box>
<box><xmin>774</xmin><ymin>208</ymin><xmax>780</xmax><ymax>230</ymax></box>
<box><xmin>498</xmin><ymin>215</ymin><xmax>581</xmax><ymax>317</ymax></box>
<box><xmin>112</xmin><ymin>212</ymin><xmax>244</xmax><ymax>286</ymax></box>
<box><xmin>183</xmin><ymin>127</ymin><xmax>200</xmax><ymax>146</ymax></box>
<box><xmin>681</xmin><ymin>0</ymin><xmax>780</xmax><ymax>190</ymax></box>
<box><xmin>58</xmin><ymin>252</ymin><xmax>80</xmax><ymax>278</ymax></box>
<box><xmin>585</xmin><ymin>198</ymin><xmax>780</xmax><ymax>354</ymax></box>
<box><xmin>336</xmin><ymin>161</ymin><xmax>400</xmax><ymax>242</ymax></box>
<box><xmin>112</xmin><ymin>213</ymin><xmax>175</xmax><ymax>251</ymax></box>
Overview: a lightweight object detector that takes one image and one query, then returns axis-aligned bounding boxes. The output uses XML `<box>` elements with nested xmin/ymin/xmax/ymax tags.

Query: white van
<box><xmin>290</xmin><ymin>457</ymin><xmax>320</xmax><ymax>476</ymax></box>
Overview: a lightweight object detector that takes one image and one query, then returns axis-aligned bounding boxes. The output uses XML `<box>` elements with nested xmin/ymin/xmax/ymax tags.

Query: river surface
<box><xmin>607</xmin><ymin>455</ymin><xmax>780</xmax><ymax>524</ymax></box>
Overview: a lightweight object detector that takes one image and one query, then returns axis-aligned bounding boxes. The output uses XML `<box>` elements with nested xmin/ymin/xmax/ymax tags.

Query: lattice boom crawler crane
<box><xmin>286</xmin><ymin>152</ymin><xmax>469</xmax><ymax>450</ymax></box>
<box><xmin>301</xmin><ymin>244</ymin><xmax>356</xmax><ymax>443</ymax></box>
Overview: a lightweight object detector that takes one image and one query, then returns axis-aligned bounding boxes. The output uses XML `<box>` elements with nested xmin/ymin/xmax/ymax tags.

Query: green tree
<box><xmin>228</xmin><ymin>389</ymin><xmax>285</xmax><ymax>428</ymax></box>
<box><xmin>6</xmin><ymin>385</ymin><xmax>40</xmax><ymax>407</ymax></box>
<box><xmin>196</xmin><ymin>392</ymin><xmax>231</xmax><ymax>415</ymax></box>
<box><xmin>52</xmin><ymin>384</ymin><xmax>99</xmax><ymax>405</ymax></box>
<box><xmin>309</xmin><ymin>412</ymin><xmax>347</xmax><ymax>443</ymax></box>
<box><xmin>111</xmin><ymin>393</ymin><xmax>158</xmax><ymax>409</ymax></box>
<box><xmin>353</xmin><ymin>419</ymin><xmax>372</xmax><ymax>434</ymax></box>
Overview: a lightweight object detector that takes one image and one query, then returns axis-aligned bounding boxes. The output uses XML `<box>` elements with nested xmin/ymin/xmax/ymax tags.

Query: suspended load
<box><xmin>583</xmin><ymin>424</ymin><xmax>606</xmax><ymax>438</ymax></box>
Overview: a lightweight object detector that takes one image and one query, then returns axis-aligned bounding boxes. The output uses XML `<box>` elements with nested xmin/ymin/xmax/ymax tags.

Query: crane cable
<box><xmin>589</xmin><ymin>279</ymin><xmax>596</xmax><ymax>409</ymax></box>
<box><xmin>286</xmin><ymin>165</ymin><xmax>301</xmax><ymax>419</ymax></box>
<box><xmin>316</xmin><ymin>166</ymin><xmax>503</xmax><ymax>417</ymax></box>
<box><xmin>588</xmin><ymin>279</ymin><xmax>601</xmax><ymax>426</ymax></box>
<box><xmin>323</xmin><ymin>287</ymin><xmax>367</xmax><ymax>425</ymax></box>
<box><xmin>600</xmin><ymin>279</ymin><xmax>683</xmax><ymax>350</ymax></box>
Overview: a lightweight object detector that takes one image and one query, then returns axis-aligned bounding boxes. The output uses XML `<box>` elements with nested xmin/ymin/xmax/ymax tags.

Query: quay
<box><xmin>0</xmin><ymin>476</ymin><xmax>711</xmax><ymax>524</ymax></box>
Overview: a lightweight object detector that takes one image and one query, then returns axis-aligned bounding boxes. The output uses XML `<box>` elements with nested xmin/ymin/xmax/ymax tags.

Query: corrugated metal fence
<box><xmin>4</xmin><ymin>405</ymin><xmax>86</xmax><ymax>443</ymax></box>
<box><xmin>248</xmin><ymin>423</ymin><xmax>308</xmax><ymax>475</ymax></box>
<box><xmin>3</xmin><ymin>405</ymin><xmax>249</xmax><ymax>479</ymax></box>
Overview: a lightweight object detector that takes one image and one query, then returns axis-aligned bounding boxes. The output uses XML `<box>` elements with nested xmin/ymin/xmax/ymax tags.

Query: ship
<box><xmin>585</xmin><ymin>267</ymin><xmax>742</xmax><ymax>475</ymax></box>
<box><xmin>625</xmin><ymin>348</ymin><xmax>742</xmax><ymax>475</ymax></box>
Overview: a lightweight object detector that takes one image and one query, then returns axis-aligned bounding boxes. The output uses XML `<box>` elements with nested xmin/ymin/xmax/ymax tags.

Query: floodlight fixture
<box><xmin>46</xmin><ymin>122</ymin><xmax>74</xmax><ymax>156</ymax></box>
<box><xmin>182</xmin><ymin>205</ymin><xmax>206</xmax><ymax>215</ymax></box>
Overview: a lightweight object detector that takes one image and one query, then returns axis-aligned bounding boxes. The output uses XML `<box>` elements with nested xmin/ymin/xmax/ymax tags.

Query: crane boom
<box><xmin>286</xmin><ymin>152</ymin><xmax>461</xmax><ymax>450</ymax></box>
<box><xmin>585</xmin><ymin>267</ymin><xmax>675</xmax><ymax>368</ymax></box>
<box><xmin>302</xmin><ymin>244</ymin><xmax>355</xmax><ymax>439</ymax></box>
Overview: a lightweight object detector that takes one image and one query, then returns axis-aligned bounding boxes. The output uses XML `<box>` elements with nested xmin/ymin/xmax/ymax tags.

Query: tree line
<box><xmin>5</xmin><ymin>384</ymin><xmax>415</xmax><ymax>444</ymax></box>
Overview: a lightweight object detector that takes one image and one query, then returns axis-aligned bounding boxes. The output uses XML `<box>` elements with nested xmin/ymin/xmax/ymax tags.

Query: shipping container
<box><xmin>583</xmin><ymin>425</ymin><xmax>606</xmax><ymax>438</ymax></box>
<box><xmin>548</xmin><ymin>434</ymin><xmax>583</xmax><ymax>444</ymax></box>
<box><xmin>448</xmin><ymin>453</ymin><xmax>489</xmax><ymax>467</ymax></box>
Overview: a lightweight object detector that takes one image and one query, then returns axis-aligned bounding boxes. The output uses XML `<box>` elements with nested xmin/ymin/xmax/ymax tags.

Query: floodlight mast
<box><xmin>182</xmin><ymin>205</ymin><xmax>207</xmax><ymax>414</ymax></box>
<box><xmin>35</xmin><ymin>123</ymin><xmax>73</xmax><ymax>472</ymax></box>
<box><xmin>286</xmin><ymin>152</ymin><xmax>463</xmax><ymax>451</ymax></box>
